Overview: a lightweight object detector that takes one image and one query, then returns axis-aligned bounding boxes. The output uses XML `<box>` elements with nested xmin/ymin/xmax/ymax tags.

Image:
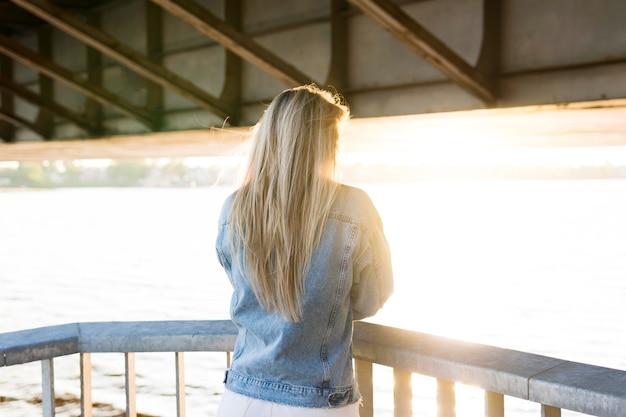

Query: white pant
<box><xmin>216</xmin><ymin>389</ymin><xmax>361</xmax><ymax>417</ymax></box>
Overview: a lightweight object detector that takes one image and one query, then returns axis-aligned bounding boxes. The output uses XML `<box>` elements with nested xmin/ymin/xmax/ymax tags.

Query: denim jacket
<box><xmin>215</xmin><ymin>184</ymin><xmax>393</xmax><ymax>408</ymax></box>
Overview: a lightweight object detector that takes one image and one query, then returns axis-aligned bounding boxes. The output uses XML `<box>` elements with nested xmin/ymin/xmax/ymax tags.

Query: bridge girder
<box><xmin>0</xmin><ymin>0</ymin><xmax>623</xmax><ymax>155</ymax></box>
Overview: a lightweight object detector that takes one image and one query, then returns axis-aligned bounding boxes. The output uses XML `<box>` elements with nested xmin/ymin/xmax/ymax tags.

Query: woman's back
<box><xmin>215</xmin><ymin>85</ymin><xmax>393</xmax><ymax>415</ymax></box>
<box><xmin>217</xmin><ymin>185</ymin><xmax>393</xmax><ymax>408</ymax></box>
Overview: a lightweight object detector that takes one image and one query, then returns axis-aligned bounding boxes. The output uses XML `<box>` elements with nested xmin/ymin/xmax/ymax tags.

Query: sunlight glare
<box><xmin>341</xmin><ymin>104</ymin><xmax>626</xmax><ymax>168</ymax></box>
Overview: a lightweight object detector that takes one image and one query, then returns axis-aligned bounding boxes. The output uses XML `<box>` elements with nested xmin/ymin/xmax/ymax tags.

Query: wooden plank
<box><xmin>0</xmin><ymin>33</ymin><xmax>154</xmax><ymax>128</ymax></box>
<box><xmin>125</xmin><ymin>352</ymin><xmax>137</xmax><ymax>417</ymax></box>
<box><xmin>80</xmin><ymin>353</ymin><xmax>93</xmax><ymax>417</ymax></box>
<box><xmin>150</xmin><ymin>0</ymin><xmax>314</xmax><ymax>87</ymax></box>
<box><xmin>485</xmin><ymin>391</ymin><xmax>504</xmax><ymax>417</ymax></box>
<box><xmin>346</xmin><ymin>0</ymin><xmax>495</xmax><ymax>104</ymax></box>
<box><xmin>175</xmin><ymin>352</ymin><xmax>186</xmax><ymax>417</ymax></box>
<box><xmin>393</xmin><ymin>368</ymin><xmax>412</xmax><ymax>417</ymax></box>
<box><xmin>542</xmin><ymin>405</ymin><xmax>561</xmax><ymax>417</ymax></box>
<box><xmin>437</xmin><ymin>379</ymin><xmax>455</xmax><ymax>417</ymax></box>
<box><xmin>0</xmin><ymin>75</ymin><xmax>94</xmax><ymax>133</ymax></box>
<box><xmin>355</xmin><ymin>359</ymin><xmax>373</xmax><ymax>417</ymax></box>
<box><xmin>10</xmin><ymin>0</ymin><xmax>232</xmax><ymax>120</ymax></box>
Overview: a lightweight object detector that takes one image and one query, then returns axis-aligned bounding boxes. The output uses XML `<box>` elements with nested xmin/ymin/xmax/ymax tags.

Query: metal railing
<box><xmin>1</xmin><ymin>320</ymin><xmax>625</xmax><ymax>417</ymax></box>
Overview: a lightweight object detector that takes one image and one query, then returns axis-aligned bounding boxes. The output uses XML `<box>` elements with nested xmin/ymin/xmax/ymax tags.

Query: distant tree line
<box><xmin>1</xmin><ymin>159</ymin><xmax>626</xmax><ymax>188</ymax></box>
<box><xmin>0</xmin><ymin>159</ymin><xmax>238</xmax><ymax>188</ymax></box>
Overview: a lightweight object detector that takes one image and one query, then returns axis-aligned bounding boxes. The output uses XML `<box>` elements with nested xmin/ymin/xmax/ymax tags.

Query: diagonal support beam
<box><xmin>150</xmin><ymin>0</ymin><xmax>315</xmax><ymax>87</ymax></box>
<box><xmin>0</xmin><ymin>108</ymin><xmax>49</xmax><ymax>139</ymax></box>
<box><xmin>0</xmin><ymin>33</ymin><xmax>154</xmax><ymax>128</ymax></box>
<box><xmin>0</xmin><ymin>75</ymin><xmax>96</xmax><ymax>134</ymax></box>
<box><xmin>10</xmin><ymin>0</ymin><xmax>232</xmax><ymax>120</ymax></box>
<box><xmin>347</xmin><ymin>0</ymin><xmax>495</xmax><ymax>104</ymax></box>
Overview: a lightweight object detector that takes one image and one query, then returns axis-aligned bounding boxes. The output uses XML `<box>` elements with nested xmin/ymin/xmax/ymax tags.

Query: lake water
<box><xmin>1</xmin><ymin>180</ymin><xmax>625</xmax><ymax>417</ymax></box>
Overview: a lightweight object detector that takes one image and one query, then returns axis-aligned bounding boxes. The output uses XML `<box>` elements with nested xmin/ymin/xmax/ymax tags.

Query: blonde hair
<box><xmin>229</xmin><ymin>85</ymin><xmax>349</xmax><ymax>322</ymax></box>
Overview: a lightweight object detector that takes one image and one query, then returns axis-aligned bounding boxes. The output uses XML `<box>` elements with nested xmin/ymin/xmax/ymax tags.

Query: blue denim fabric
<box><xmin>215</xmin><ymin>184</ymin><xmax>393</xmax><ymax>408</ymax></box>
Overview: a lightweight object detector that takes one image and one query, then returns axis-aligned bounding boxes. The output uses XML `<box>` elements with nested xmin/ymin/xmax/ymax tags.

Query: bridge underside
<box><xmin>0</xmin><ymin>0</ymin><xmax>625</xmax><ymax>160</ymax></box>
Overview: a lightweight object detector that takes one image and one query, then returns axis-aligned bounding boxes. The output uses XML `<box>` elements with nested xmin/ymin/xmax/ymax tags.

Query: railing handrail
<box><xmin>2</xmin><ymin>320</ymin><xmax>626</xmax><ymax>417</ymax></box>
<box><xmin>0</xmin><ymin>320</ymin><xmax>236</xmax><ymax>365</ymax></box>
<box><xmin>353</xmin><ymin>322</ymin><xmax>626</xmax><ymax>417</ymax></box>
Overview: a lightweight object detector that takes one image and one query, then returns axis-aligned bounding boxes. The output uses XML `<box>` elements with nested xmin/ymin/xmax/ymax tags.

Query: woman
<box><xmin>215</xmin><ymin>85</ymin><xmax>393</xmax><ymax>416</ymax></box>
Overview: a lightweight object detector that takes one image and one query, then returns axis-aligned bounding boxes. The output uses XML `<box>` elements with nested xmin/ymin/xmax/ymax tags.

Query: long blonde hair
<box><xmin>229</xmin><ymin>85</ymin><xmax>349</xmax><ymax>322</ymax></box>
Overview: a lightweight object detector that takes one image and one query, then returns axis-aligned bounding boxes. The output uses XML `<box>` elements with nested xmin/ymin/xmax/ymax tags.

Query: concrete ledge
<box><xmin>353</xmin><ymin>321</ymin><xmax>626</xmax><ymax>417</ymax></box>
<box><xmin>1</xmin><ymin>323</ymin><xmax>80</xmax><ymax>366</ymax></box>
<box><xmin>352</xmin><ymin>322</ymin><xmax>565</xmax><ymax>398</ymax></box>
<box><xmin>530</xmin><ymin>361</ymin><xmax>626</xmax><ymax>417</ymax></box>
<box><xmin>0</xmin><ymin>320</ymin><xmax>237</xmax><ymax>366</ymax></box>
<box><xmin>2</xmin><ymin>320</ymin><xmax>626</xmax><ymax>417</ymax></box>
<box><xmin>78</xmin><ymin>320</ymin><xmax>237</xmax><ymax>352</ymax></box>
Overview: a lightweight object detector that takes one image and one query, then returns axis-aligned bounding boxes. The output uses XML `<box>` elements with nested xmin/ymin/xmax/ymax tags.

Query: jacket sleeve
<box><xmin>215</xmin><ymin>195</ymin><xmax>233</xmax><ymax>272</ymax></box>
<box><xmin>350</xmin><ymin>204</ymin><xmax>393</xmax><ymax>321</ymax></box>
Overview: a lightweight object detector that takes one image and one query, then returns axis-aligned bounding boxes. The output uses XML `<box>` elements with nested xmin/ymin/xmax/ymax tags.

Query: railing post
<box><xmin>41</xmin><ymin>358</ymin><xmax>55</xmax><ymax>417</ymax></box>
<box><xmin>125</xmin><ymin>352</ymin><xmax>137</xmax><ymax>417</ymax></box>
<box><xmin>485</xmin><ymin>391</ymin><xmax>504</xmax><ymax>417</ymax></box>
<box><xmin>80</xmin><ymin>353</ymin><xmax>93</xmax><ymax>417</ymax></box>
<box><xmin>542</xmin><ymin>404</ymin><xmax>561</xmax><ymax>417</ymax></box>
<box><xmin>175</xmin><ymin>352</ymin><xmax>186</xmax><ymax>417</ymax></box>
<box><xmin>437</xmin><ymin>379</ymin><xmax>455</xmax><ymax>417</ymax></box>
<box><xmin>355</xmin><ymin>359</ymin><xmax>373</xmax><ymax>417</ymax></box>
<box><xmin>393</xmin><ymin>368</ymin><xmax>412</xmax><ymax>417</ymax></box>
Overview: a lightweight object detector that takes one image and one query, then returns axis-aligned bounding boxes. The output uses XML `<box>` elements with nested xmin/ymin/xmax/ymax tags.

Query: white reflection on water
<box><xmin>1</xmin><ymin>180</ymin><xmax>625</xmax><ymax>417</ymax></box>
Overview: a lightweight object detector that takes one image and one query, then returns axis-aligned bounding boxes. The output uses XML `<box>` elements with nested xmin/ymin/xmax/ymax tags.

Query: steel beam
<box><xmin>0</xmin><ymin>108</ymin><xmax>49</xmax><ymax>138</ymax></box>
<box><xmin>475</xmin><ymin>0</ymin><xmax>501</xmax><ymax>98</ymax></box>
<box><xmin>347</xmin><ymin>0</ymin><xmax>495</xmax><ymax>104</ymax></box>
<box><xmin>0</xmin><ymin>33</ymin><xmax>155</xmax><ymax>128</ymax></box>
<box><xmin>145</xmin><ymin>0</ymin><xmax>164</xmax><ymax>126</ymax></box>
<box><xmin>326</xmin><ymin>0</ymin><xmax>349</xmax><ymax>92</ymax></box>
<box><xmin>0</xmin><ymin>75</ymin><xmax>95</xmax><ymax>133</ymax></box>
<box><xmin>85</xmin><ymin>11</ymin><xmax>104</xmax><ymax>132</ymax></box>
<box><xmin>150</xmin><ymin>0</ymin><xmax>315</xmax><ymax>87</ymax></box>
<box><xmin>0</xmin><ymin>55</ymin><xmax>15</xmax><ymax>142</ymax></box>
<box><xmin>218</xmin><ymin>0</ymin><xmax>242</xmax><ymax>125</ymax></box>
<box><xmin>10</xmin><ymin>0</ymin><xmax>232</xmax><ymax>120</ymax></box>
<box><xmin>35</xmin><ymin>25</ymin><xmax>54</xmax><ymax>132</ymax></box>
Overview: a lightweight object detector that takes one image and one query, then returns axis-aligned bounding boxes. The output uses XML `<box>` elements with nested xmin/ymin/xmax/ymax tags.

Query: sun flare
<box><xmin>339</xmin><ymin>105</ymin><xmax>626</xmax><ymax>171</ymax></box>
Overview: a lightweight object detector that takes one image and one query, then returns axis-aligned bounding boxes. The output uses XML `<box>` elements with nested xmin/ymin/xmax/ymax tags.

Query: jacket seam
<box><xmin>320</xmin><ymin>221</ymin><xmax>358</xmax><ymax>387</ymax></box>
